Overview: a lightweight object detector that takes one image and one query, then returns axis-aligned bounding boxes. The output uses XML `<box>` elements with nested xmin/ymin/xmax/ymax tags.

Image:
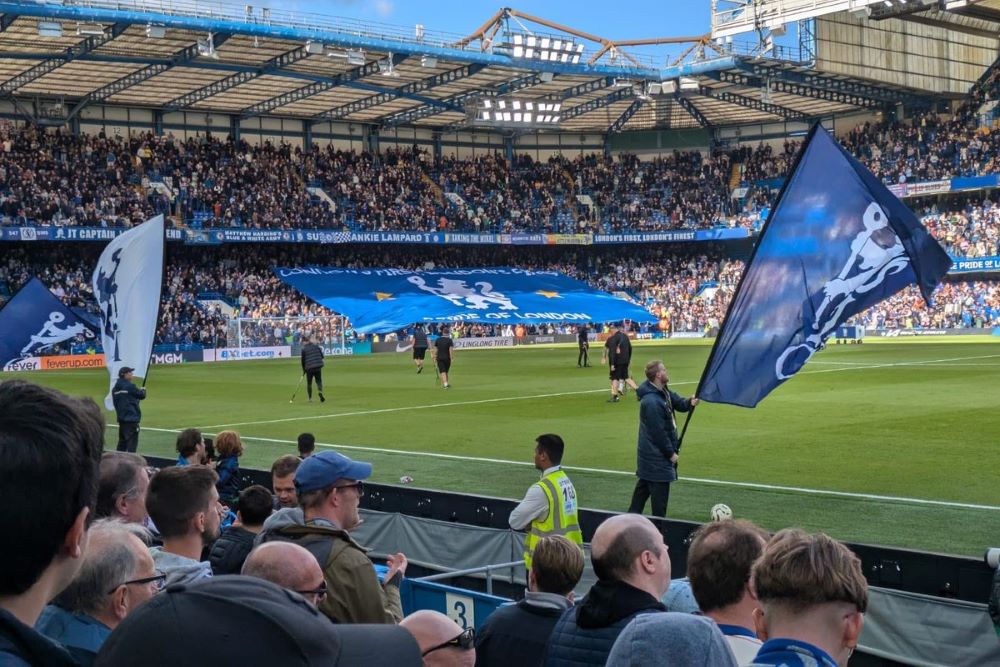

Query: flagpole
<box><xmin>141</xmin><ymin>217</ymin><xmax>168</xmax><ymax>389</ymax></box>
<box><xmin>676</xmin><ymin>122</ymin><xmax>823</xmax><ymax>449</ymax></box>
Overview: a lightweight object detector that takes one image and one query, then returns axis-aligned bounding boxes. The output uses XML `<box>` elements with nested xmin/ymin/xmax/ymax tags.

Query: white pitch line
<box><xmin>134</xmin><ymin>426</ymin><xmax>1000</xmax><ymax>512</ymax></box>
<box><xmin>191</xmin><ymin>380</ymin><xmax>692</xmax><ymax>430</ymax></box>
<box><xmin>192</xmin><ymin>352</ymin><xmax>1000</xmax><ymax>430</ymax></box>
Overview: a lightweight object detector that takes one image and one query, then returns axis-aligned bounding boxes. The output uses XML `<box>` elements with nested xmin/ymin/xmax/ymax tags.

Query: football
<box><xmin>710</xmin><ymin>503</ymin><xmax>733</xmax><ymax>521</ymax></box>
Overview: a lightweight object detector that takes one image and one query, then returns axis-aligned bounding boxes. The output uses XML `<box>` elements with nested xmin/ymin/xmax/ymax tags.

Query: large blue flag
<box><xmin>699</xmin><ymin>125</ymin><xmax>951</xmax><ymax>407</ymax></box>
<box><xmin>0</xmin><ymin>277</ymin><xmax>99</xmax><ymax>370</ymax></box>
<box><xmin>274</xmin><ymin>267</ymin><xmax>656</xmax><ymax>333</ymax></box>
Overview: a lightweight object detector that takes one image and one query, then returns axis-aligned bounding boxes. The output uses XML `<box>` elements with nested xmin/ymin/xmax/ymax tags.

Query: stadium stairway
<box><xmin>729</xmin><ymin>159</ymin><xmax>743</xmax><ymax>191</ymax></box>
<box><xmin>419</xmin><ymin>169</ymin><xmax>445</xmax><ymax>206</ymax></box>
<box><xmin>306</xmin><ymin>185</ymin><xmax>338</xmax><ymax>213</ymax></box>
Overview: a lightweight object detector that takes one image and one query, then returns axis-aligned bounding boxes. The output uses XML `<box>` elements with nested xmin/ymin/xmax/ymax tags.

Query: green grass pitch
<box><xmin>7</xmin><ymin>338</ymin><xmax>999</xmax><ymax>557</ymax></box>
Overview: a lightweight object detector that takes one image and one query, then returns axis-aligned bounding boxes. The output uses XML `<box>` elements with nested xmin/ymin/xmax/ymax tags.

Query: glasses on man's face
<box><xmin>295</xmin><ymin>582</ymin><xmax>328</xmax><ymax>601</ymax></box>
<box><xmin>333</xmin><ymin>481</ymin><xmax>364</xmax><ymax>497</ymax></box>
<box><xmin>108</xmin><ymin>570</ymin><xmax>167</xmax><ymax>594</ymax></box>
<box><xmin>421</xmin><ymin>628</ymin><xmax>475</xmax><ymax>656</ymax></box>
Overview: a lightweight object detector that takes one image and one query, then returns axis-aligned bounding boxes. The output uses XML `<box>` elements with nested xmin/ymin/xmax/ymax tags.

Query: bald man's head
<box><xmin>591</xmin><ymin>514</ymin><xmax>671</xmax><ymax>597</ymax></box>
<box><xmin>242</xmin><ymin>542</ymin><xmax>324</xmax><ymax>604</ymax></box>
<box><xmin>400</xmin><ymin>610</ymin><xmax>474</xmax><ymax>666</ymax></box>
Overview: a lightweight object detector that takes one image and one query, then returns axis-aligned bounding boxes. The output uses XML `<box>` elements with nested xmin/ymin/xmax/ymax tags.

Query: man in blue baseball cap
<box><xmin>257</xmin><ymin>450</ymin><xmax>408</xmax><ymax>625</ymax></box>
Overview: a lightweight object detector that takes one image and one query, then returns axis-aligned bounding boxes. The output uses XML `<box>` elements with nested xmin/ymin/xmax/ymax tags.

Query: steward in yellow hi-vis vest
<box><xmin>508</xmin><ymin>435</ymin><xmax>583</xmax><ymax>570</ymax></box>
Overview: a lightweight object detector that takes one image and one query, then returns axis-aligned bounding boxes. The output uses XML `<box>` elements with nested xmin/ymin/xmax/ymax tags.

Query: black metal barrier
<box><xmin>146</xmin><ymin>456</ymin><xmax>994</xmax><ymax>604</ymax></box>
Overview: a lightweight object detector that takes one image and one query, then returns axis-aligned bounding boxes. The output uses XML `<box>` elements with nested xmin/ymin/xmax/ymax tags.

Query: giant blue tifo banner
<box><xmin>0</xmin><ymin>277</ymin><xmax>99</xmax><ymax>370</ymax></box>
<box><xmin>274</xmin><ymin>267</ymin><xmax>657</xmax><ymax>333</ymax></box>
<box><xmin>698</xmin><ymin>125</ymin><xmax>952</xmax><ymax>408</ymax></box>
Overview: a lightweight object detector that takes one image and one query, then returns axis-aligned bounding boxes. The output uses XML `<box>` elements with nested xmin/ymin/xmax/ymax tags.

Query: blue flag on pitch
<box><xmin>0</xmin><ymin>277</ymin><xmax>99</xmax><ymax>370</ymax></box>
<box><xmin>274</xmin><ymin>266</ymin><xmax>657</xmax><ymax>333</ymax></box>
<box><xmin>698</xmin><ymin>125</ymin><xmax>951</xmax><ymax>408</ymax></box>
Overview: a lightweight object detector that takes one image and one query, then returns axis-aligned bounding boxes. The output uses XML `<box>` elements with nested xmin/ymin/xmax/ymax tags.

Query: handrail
<box><xmin>415</xmin><ymin>559</ymin><xmax>523</xmax><ymax>596</ymax></box>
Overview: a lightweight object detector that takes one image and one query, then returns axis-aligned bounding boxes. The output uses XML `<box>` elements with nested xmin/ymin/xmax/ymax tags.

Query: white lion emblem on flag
<box><xmin>407</xmin><ymin>276</ymin><xmax>519</xmax><ymax>310</ymax></box>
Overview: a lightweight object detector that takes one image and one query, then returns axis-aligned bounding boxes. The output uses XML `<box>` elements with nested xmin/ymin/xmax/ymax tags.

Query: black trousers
<box><xmin>305</xmin><ymin>369</ymin><xmax>323</xmax><ymax>397</ymax></box>
<box><xmin>117</xmin><ymin>422</ymin><xmax>140</xmax><ymax>453</ymax></box>
<box><xmin>578</xmin><ymin>344</ymin><xmax>589</xmax><ymax>366</ymax></box>
<box><xmin>628</xmin><ymin>478</ymin><xmax>671</xmax><ymax>517</ymax></box>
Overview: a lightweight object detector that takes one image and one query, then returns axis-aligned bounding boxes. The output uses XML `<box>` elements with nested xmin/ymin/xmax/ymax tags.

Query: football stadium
<box><xmin>0</xmin><ymin>0</ymin><xmax>998</xmax><ymax>664</ymax></box>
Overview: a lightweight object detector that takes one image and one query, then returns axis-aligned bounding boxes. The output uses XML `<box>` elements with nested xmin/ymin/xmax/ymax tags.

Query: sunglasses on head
<box><xmin>421</xmin><ymin>627</ymin><xmax>475</xmax><ymax>656</ymax></box>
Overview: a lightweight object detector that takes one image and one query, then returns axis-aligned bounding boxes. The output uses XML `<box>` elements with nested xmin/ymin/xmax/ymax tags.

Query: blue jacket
<box><xmin>111</xmin><ymin>377</ymin><xmax>145</xmax><ymax>424</ymax></box>
<box><xmin>0</xmin><ymin>606</ymin><xmax>77</xmax><ymax>667</ymax></box>
<box><xmin>35</xmin><ymin>605</ymin><xmax>111</xmax><ymax>667</ymax></box>
<box><xmin>544</xmin><ymin>580</ymin><xmax>665</xmax><ymax>667</ymax></box>
<box><xmin>635</xmin><ymin>381</ymin><xmax>693</xmax><ymax>483</ymax></box>
<box><xmin>215</xmin><ymin>455</ymin><xmax>241</xmax><ymax>504</ymax></box>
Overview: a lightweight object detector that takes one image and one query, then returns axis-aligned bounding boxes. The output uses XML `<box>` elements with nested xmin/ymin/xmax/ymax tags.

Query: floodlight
<box><xmin>483</xmin><ymin>99</ymin><xmax>492</xmax><ymax>109</ymax></box>
<box><xmin>512</xmin><ymin>100</ymin><xmax>521</xmax><ymax>110</ymax></box>
<box><xmin>552</xmin><ymin>116</ymin><xmax>560</xmax><ymax>123</ymax></box>
<box><xmin>541</xmin><ymin>38</ymin><xmax>550</xmax><ymax>49</ymax></box>
<box><xmin>197</xmin><ymin>34</ymin><xmax>219</xmax><ymax>59</ymax></box>
<box><xmin>346</xmin><ymin>49</ymin><xmax>365</xmax><ymax>65</ymax></box>
<box><xmin>76</xmin><ymin>23</ymin><xmax>106</xmax><ymax>37</ymax></box>
<box><xmin>539</xmin><ymin>71</ymin><xmax>554</xmax><ymax>82</ymax></box>
<box><xmin>525</xmin><ymin>48</ymin><xmax>534</xmax><ymax>58</ymax></box>
<box><xmin>552</xmin><ymin>40</ymin><xmax>562</xmax><ymax>50</ymax></box>
<box><xmin>553</xmin><ymin>103</ymin><xmax>561</xmax><ymax>112</ymax></box>
<box><xmin>514</xmin><ymin>112</ymin><xmax>522</xmax><ymax>122</ymax></box>
<box><xmin>523</xmin><ymin>113</ymin><xmax>532</xmax><ymax>122</ymax></box>
<box><xmin>498</xmin><ymin>100</ymin><xmax>506</xmax><ymax>109</ymax></box>
<box><xmin>647</xmin><ymin>82</ymin><xmax>663</xmax><ymax>95</ymax></box>
<box><xmin>561</xmin><ymin>53</ymin><xmax>569</xmax><ymax>63</ymax></box>
<box><xmin>305</xmin><ymin>40</ymin><xmax>324</xmax><ymax>54</ymax></box>
<box><xmin>145</xmin><ymin>23</ymin><xmax>166</xmax><ymax>39</ymax></box>
<box><xmin>679</xmin><ymin>77</ymin><xmax>699</xmax><ymax>91</ymax></box>
<box><xmin>421</xmin><ymin>55</ymin><xmax>438</xmax><ymax>68</ymax></box>
<box><xmin>379</xmin><ymin>56</ymin><xmax>400</xmax><ymax>77</ymax></box>
<box><xmin>38</xmin><ymin>21</ymin><xmax>63</xmax><ymax>38</ymax></box>
<box><xmin>415</xmin><ymin>23</ymin><xmax>425</xmax><ymax>40</ymax></box>
<box><xmin>526</xmin><ymin>36</ymin><xmax>536</xmax><ymax>47</ymax></box>
<box><xmin>513</xmin><ymin>46</ymin><xmax>524</xmax><ymax>57</ymax></box>
<box><xmin>513</xmin><ymin>34</ymin><xmax>523</xmax><ymax>45</ymax></box>
<box><xmin>525</xmin><ymin>102</ymin><xmax>534</xmax><ymax>110</ymax></box>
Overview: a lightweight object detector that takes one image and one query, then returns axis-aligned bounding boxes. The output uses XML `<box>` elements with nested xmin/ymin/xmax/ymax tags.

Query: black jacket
<box><xmin>301</xmin><ymin>343</ymin><xmax>324</xmax><ymax>371</ymax></box>
<box><xmin>208</xmin><ymin>525</ymin><xmax>257</xmax><ymax>575</ymax></box>
<box><xmin>111</xmin><ymin>377</ymin><xmax>145</xmax><ymax>424</ymax></box>
<box><xmin>635</xmin><ymin>380</ymin><xmax>693</xmax><ymax>483</ymax></box>
<box><xmin>0</xmin><ymin>607</ymin><xmax>78</xmax><ymax>667</ymax></box>
<box><xmin>544</xmin><ymin>580</ymin><xmax>665</xmax><ymax>667</ymax></box>
<box><xmin>475</xmin><ymin>599</ymin><xmax>565</xmax><ymax>667</ymax></box>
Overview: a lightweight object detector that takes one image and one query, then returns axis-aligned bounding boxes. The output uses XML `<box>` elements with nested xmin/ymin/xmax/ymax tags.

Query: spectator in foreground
<box><xmin>93</xmin><ymin>576</ymin><xmax>423</xmax><ymax>667</ymax></box>
<box><xmin>544</xmin><ymin>514</ymin><xmax>670</xmax><ymax>666</ymax></box>
<box><xmin>209</xmin><ymin>485</ymin><xmax>273</xmax><ymax>575</ymax></box>
<box><xmin>271</xmin><ymin>454</ymin><xmax>301</xmax><ymax>509</ymax></box>
<box><xmin>605</xmin><ymin>612</ymin><xmax>737</xmax><ymax>667</ymax></box>
<box><xmin>0</xmin><ymin>380</ymin><xmax>103</xmax><ymax>666</ymax></box>
<box><xmin>687</xmin><ymin>520</ymin><xmax>770</xmax><ymax>665</ymax></box>
<box><xmin>475</xmin><ymin>535</ymin><xmax>584</xmax><ymax>667</ymax></box>
<box><xmin>37</xmin><ymin>520</ymin><xmax>162</xmax><ymax>665</ymax></box>
<box><xmin>749</xmin><ymin>529</ymin><xmax>868</xmax><ymax>667</ymax></box>
<box><xmin>241</xmin><ymin>542</ymin><xmax>327</xmax><ymax>607</ymax></box>
<box><xmin>259</xmin><ymin>450</ymin><xmax>408</xmax><ymax>624</ymax></box>
<box><xmin>95</xmin><ymin>452</ymin><xmax>150</xmax><ymax>525</ymax></box>
<box><xmin>213</xmin><ymin>430</ymin><xmax>244</xmax><ymax>505</ymax></box>
<box><xmin>174</xmin><ymin>428</ymin><xmax>205</xmax><ymax>466</ymax></box>
<box><xmin>145</xmin><ymin>466</ymin><xmax>222</xmax><ymax>586</ymax></box>
<box><xmin>400</xmin><ymin>610</ymin><xmax>475</xmax><ymax>667</ymax></box>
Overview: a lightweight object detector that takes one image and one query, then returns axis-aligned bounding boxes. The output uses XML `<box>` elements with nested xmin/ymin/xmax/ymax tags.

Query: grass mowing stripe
<box><xmin>136</xmin><ymin>426</ymin><xmax>1000</xmax><ymax>512</ymax></box>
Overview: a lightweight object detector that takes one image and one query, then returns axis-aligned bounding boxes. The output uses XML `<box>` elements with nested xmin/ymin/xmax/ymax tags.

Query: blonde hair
<box><xmin>751</xmin><ymin>528</ymin><xmax>868</xmax><ymax>613</ymax></box>
<box><xmin>214</xmin><ymin>430</ymin><xmax>244</xmax><ymax>458</ymax></box>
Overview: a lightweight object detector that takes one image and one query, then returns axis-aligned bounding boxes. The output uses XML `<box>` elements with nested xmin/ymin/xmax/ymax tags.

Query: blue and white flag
<box><xmin>274</xmin><ymin>267</ymin><xmax>657</xmax><ymax>333</ymax></box>
<box><xmin>0</xmin><ymin>277</ymin><xmax>98</xmax><ymax>370</ymax></box>
<box><xmin>92</xmin><ymin>215</ymin><xmax>164</xmax><ymax>409</ymax></box>
<box><xmin>699</xmin><ymin>125</ymin><xmax>951</xmax><ymax>408</ymax></box>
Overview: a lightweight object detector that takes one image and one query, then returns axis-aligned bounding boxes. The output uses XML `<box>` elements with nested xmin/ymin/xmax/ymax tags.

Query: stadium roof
<box><xmin>0</xmin><ymin>0</ymin><xmax>944</xmax><ymax>134</ymax></box>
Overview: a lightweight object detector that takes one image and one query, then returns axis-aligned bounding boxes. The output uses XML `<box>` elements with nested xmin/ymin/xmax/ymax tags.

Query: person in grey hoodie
<box><xmin>145</xmin><ymin>466</ymin><xmax>223</xmax><ymax>586</ymax></box>
<box><xmin>627</xmin><ymin>359</ymin><xmax>698</xmax><ymax>518</ymax></box>
<box><xmin>606</xmin><ymin>613</ymin><xmax>738</xmax><ymax>667</ymax></box>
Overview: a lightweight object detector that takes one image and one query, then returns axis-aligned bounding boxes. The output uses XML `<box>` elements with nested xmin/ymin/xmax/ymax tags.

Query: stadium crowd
<box><xmin>2</xmin><ymin>102</ymin><xmax>1000</xmax><ymax>244</ymax></box>
<box><xmin>0</xmin><ymin>377</ymin><xmax>877</xmax><ymax>667</ymax></box>
<box><xmin>2</xmin><ymin>244</ymin><xmax>998</xmax><ymax>358</ymax></box>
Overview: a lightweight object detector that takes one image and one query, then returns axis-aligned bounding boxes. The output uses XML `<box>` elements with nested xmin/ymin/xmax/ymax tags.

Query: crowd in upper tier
<box><xmin>1</xmin><ymin>68</ymin><xmax>1000</xmax><ymax>247</ymax></box>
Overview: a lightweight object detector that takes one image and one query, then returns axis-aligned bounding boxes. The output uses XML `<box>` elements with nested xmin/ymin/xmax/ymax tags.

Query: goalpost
<box><xmin>225</xmin><ymin>315</ymin><xmax>350</xmax><ymax>354</ymax></box>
